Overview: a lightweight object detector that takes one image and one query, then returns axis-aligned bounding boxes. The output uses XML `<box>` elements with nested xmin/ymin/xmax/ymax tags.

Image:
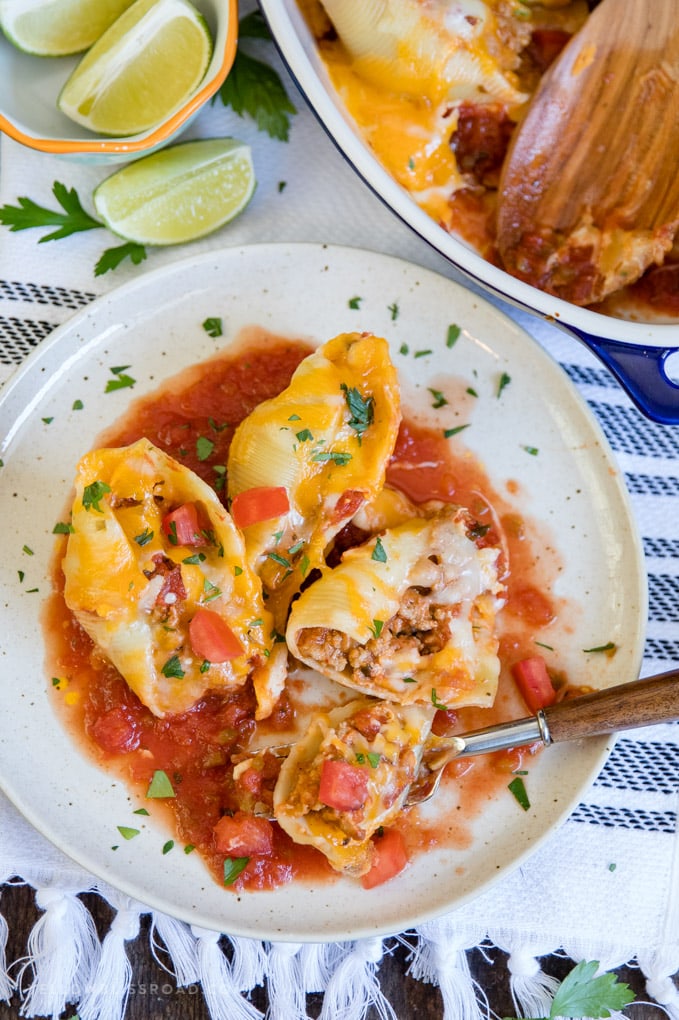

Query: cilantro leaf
<box><xmin>217</xmin><ymin>48</ymin><xmax>296</xmax><ymax>141</ymax></box>
<box><xmin>550</xmin><ymin>960</ymin><xmax>634</xmax><ymax>1018</ymax></box>
<box><xmin>238</xmin><ymin>8</ymin><xmax>271</xmax><ymax>39</ymax></box>
<box><xmin>341</xmin><ymin>383</ymin><xmax>374</xmax><ymax>437</ymax></box>
<box><xmin>95</xmin><ymin>241</ymin><xmax>147</xmax><ymax>276</ymax></box>
<box><xmin>0</xmin><ymin>181</ymin><xmax>101</xmax><ymax>241</ymax></box>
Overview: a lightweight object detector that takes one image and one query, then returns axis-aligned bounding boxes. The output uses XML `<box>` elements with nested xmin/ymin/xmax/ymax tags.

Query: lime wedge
<box><xmin>57</xmin><ymin>0</ymin><xmax>212</xmax><ymax>137</ymax></box>
<box><xmin>93</xmin><ymin>138</ymin><xmax>256</xmax><ymax>245</ymax></box>
<box><xmin>0</xmin><ymin>0</ymin><xmax>135</xmax><ymax>56</ymax></box>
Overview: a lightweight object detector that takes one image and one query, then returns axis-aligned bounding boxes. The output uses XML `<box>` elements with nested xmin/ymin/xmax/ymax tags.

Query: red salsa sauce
<box><xmin>46</xmin><ymin>331</ymin><xmax>562</xmax><ymax>893</ymax></box>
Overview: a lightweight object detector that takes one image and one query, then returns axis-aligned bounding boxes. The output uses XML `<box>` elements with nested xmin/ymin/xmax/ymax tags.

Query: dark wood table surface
<box><xmin>0</xmin><ymin>882</ymin><xmax>666</xmax><ymax>1019</ymax></box>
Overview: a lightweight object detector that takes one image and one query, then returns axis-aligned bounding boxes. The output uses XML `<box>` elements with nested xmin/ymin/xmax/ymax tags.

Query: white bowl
<box><xmin>0</xmin><ymin>0</ymin><xmax>237</xmax><ymax>162</ymax></box>
<box><xmin>259</xmin><ymin>0</ymin><xmax>679</xmax><ymax>424</ymax></box>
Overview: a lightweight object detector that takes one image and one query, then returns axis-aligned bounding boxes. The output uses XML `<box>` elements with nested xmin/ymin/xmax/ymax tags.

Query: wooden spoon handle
<box><xmin>542</xmin><ymin>670</ymin><xmax>679</xmax><ymax>744</ymax></box>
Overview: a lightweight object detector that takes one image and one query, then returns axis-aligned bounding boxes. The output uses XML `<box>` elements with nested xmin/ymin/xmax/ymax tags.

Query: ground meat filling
<box><xmin>295</xmin><ymin>586</ymin><xmax>458</xmax><ymax>679</ymax></box>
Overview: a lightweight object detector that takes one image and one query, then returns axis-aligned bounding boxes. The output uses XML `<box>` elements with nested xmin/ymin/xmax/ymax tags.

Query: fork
<box><xmin>243</xmin><ymin>669</ymin><xmax>679</xmax><ymax>810</ymax></box>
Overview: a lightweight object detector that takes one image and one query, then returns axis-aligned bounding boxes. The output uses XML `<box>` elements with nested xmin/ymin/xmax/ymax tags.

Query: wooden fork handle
<box><xmin>542</xmin><ymin>670</ymin><xmax>679</xmax><ymax>744</ymax></box>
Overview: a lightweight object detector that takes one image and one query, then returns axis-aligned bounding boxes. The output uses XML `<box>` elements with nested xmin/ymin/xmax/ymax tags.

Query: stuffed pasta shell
<box><xmin>62</xmin><ymin>439</ymin><xmax>282</xmax><ymax>719</ymax></box>
<box><xmin>274</xmin><ymin>698</ymin><xmax>434</xmax><ymax>875</ymax></box>
<box><xmin>317</xmin><ymin>0</ymin><xmax>530</xmax><ymax>107</ymax></box>
<box><xmin>286</xmin><ymin>505</ymin><xmax>504</xmax><ymax>709</ymax></box>
<box><xmin>227</xmin><ymin>332</ymin><xmax>401</xmax><ymax>622</ymax></box>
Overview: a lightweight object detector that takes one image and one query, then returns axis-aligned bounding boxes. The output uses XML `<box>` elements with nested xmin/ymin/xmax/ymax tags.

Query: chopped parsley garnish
<box><xmin>72</xmin><ymin>399</ymin><xmax>84</xmax><ymax>411</ymax></box>
<box><xmin>403</xmin><ymin>676</ymin><xmax>416</xmax><ymax>684</ymax></box>
<box><xmin>583</xmin><ymin>641</ymin><xmax>618</xmax><ymax>655</ymax></box>
<box><xmin>162</xmin><ymin>840</ymin><xmax>174</xmax><ymax>855</ymax></box>
<box><xmin>268</xmin><ymin>551</ymin><xmax>291</xmax><ymax>568</ymax></box>
<box><xmin>371</xmin><ymin>536</ymin><xmax>387</xmax><ymax>563</ymax></box>
<box><xmin>348</xmin><ymin>296</ymin><xmax>362</xmax><ymax>309</ymax></box>
<box><xmin>312</xmin><ymin>451</ymin><xmax>352</xmax><ymax>465</ymax></box>
<box><xmin>522</xmin><ymin>445</ymin><xmax>539</xmax><ymax>456</ymax></box>
<box><xmin>446</xmin><ymin>324</ymin><xmax>461</xmax><ymax>348</ymax></box>
<box><xmin>200</xmin><ymin>660</ymin><xmax>211</xmax><ymax>673</ymax></box>
<box><xmin>134</xmin><ymin>808</ymin><xmax>150</xmax><ymax>816</ymax></box>
<box><xmin>388</xmin><ymin>302</ymin><xmax>399</xmax><ymax>321</ymax></box>
<box><xmin>248</xmin><ymin>618</ymin><xmax>263</xmax><ymax>628</ymax></box>
<box><xmin>82</xmin><ymin>480</ymin><xmax>111</xmax><ymax>513</ymax></box>
<box><xmin>370</xmin><ymin>619</ymin><xmax>384</xmax><ymax>639</ymax></box>
<box><xmin>196</xmin><ymin>435</ymin><xmax>215</xmax><ymax>461</ymax></box>
<box><xmin>224</xmin><ymin>856</ymin><xmax>250</xmax><ymax>885</ymax></box>
<box><xmin>146</xmin><ymin>770</ymin><xmax>176</xmax><ymax>799</ymax></box>
<box><xmin>184</xmin><ymin>844</ymin><xmax>196</xmax><ymax>854</ymax></box>
<box><xmin>202</xmin><ymin>317</ymin><xmax>223</xmax><ymax>337</ymax></box>
<box><xmin>467</xmin><ymin>386</ymin><xmax>478</xmax><ymax>397</ymax></box>
<box><xmin>134</xmin><ymin>528</ymin><xmax>154</xmax><ymax>546</ymax></box>
<box><xmin>105</xmin><ymin>365</ymin><xmax>136</xmax><ymax>392</ymax></box>
<box><xmin>209</xmin><ymin>417</ymin><xmax>229</xmax><ymax>432</ymax></box>
<box><xmin>288</xmin><ymin>539</ymin><xmax>305</xmax><ymax>555</ymax></box>
<box><xmin>22</xmin><ymin>545</ymin><xmax>34</xmax><ymax>555</ymax></box>
<box><xmin>203</xmin><ymin>579</ymin><xmax>222</xmax><ymax>601</ymax></box>
<box><xmin>414</xmin><ymin>349</ymin><xmax>432</xmax><ymax>358</ymax></box>
<box><xmin>182</xmin><ymin>552</ymin><xmax>206</xmax><ymax>565</ymax></box>
<box><xmin>497</xmin><ymin>372</ymin><xmax>511</xmax><ymax>397</ymax></box>
<box><xmin>234</xmin><ymin>565</ymin><xmax>243</xmax><ymax>576</ymax></box>
<box><xmin>42</xmin><ymin>417</ymin><xmax>53</xmax><ymax>424</ymax></box>
<box><xmin>166</xmin><ymin>520</ymin><xmax>178</xmax><ymax>545</ymax></box>
<box><xmin>52</xmin><ymin>521</ymin><xmax>74</xmax><ymax>534</ymax></box>
<box><xmin>367</xmin><ymin>752</ymin><xmax>381</xmax><ymax>768</ymax></box>
<box><xmin>117</xmin><ymin>826</ymin><xmax>140</xmax><ymax>840</ymax></box>
<box><xmin>355</xmin><ymin>752</ymin><xmax>366</xmax><ymax>764</ymax></box>
<box><xmin>428</xmin><ymin>388</ymin><xmax>448</xmax><ymax>409</ymax></box>
<box><xmin>508</xmin><ymin>775</ymin><xmax>530</xmax><ymax>811</ymax></box>
<box><xmin>341</xmin><ymin>383</ymin><xmax>374</xmax><ymax>439</ymax></box>
<box><xmin>431</xmin><ymin>688</ymin><xmax>448</xmax><ymax>710</ymax></box>
<box><xmin>296</xmin><ymin>428</ymin><xmax>314</xmax><ymax>442</ymax></box>
<box><xmin>161</xmin><ymin>655</ymin><xmax>185</xmax><ymax>679</ymax></box>
<box><xmin>299</xmin><ymin>554</ymin><xmax>310</xmax><ymax>578</ymax></box>
<box><xmin>443</xmin><ymin>425</ymin><xmax>470</xmax><ymax>438</ymax></box>
<box><xmin>288</xmin><ymin>413</ymin><xmax>301</xmax><ymax>421</ymax></box>
<box><xmin>399</xmin><ymin>343</ymin><xmax>409</xmax><ymax>355</ymax></box>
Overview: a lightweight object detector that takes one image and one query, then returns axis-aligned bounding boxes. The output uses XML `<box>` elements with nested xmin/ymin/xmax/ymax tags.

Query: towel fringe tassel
<box><xmin>319</xmin><ymin>937</ymin><xmax>397</xmax><ymax>1020</ymax></box>
<box><xmin>266</xmin><ymin>942</ymin><xmax>308</xmax><ymax>1020</ymax></box>
<box><xmin>191</xmin><ymin>926</ymin><xmax>263</xmax><ymax>1020</ymax></box>
<box><xmin>77</xmin><ymin>896</ymin><xmax>140</xmax><ymax>1020</ymax></box>
<box><xmin>16</xmin><ymin>886</ymin><xmax>99</xmax><ymax>1020</ymax></box>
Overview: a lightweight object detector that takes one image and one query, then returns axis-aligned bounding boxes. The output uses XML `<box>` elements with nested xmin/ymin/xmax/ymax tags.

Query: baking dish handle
<box><xmin>563</xmin><ymin>327</ymin><xmax>679</xmax><ymax>425</ymax></box>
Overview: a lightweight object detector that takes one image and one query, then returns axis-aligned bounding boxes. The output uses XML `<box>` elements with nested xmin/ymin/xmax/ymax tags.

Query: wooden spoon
<box><xmin>496</xmin><ymin>0</ymin><xmax>679</xmax><ymax>306</ymax></box>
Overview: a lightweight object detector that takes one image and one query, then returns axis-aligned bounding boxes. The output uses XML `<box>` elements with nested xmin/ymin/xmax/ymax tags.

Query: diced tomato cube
<box><xmin>511</xmin><ymin>655</ymin><xmax>557</xmax><ymax>713</ymax></box>
<box><xmin>230</xmin><ymin>486</ymin><xmax>290</xmax><ymax>528</ymax></box>
<box><xmin>361</xmin><ymin>828</ymin><xmax>408</xmax><ymax>889</ymax></box>
<box><xmin>90</xmin><ymin>707</ymin><xmax>141</xmax><ymax>754</ymax></box>
<box><xmin>213</xmin><ymin>812</ymin><xmax>274</xmax><ymax>856</ymax></box>
<box><xmin>189</xmin><ymin>608</ymin><xmax>243</xmax><ymax>662</ymax></box>
<box><xmin>318</xmin><ymin>759</ymin><xmax>369</xmax><ymax>812</ymax></box>
<box><xmin>162</xmin><ymin>503</ymin><xmax>206</xmax><ymax>547</ymax></box>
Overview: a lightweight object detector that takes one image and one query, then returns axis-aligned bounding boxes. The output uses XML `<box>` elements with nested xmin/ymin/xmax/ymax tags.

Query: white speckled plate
<box><xmin>0</xmin><ymin>244</ymin><xmax>646</xmax><ymax>941</ymax></box>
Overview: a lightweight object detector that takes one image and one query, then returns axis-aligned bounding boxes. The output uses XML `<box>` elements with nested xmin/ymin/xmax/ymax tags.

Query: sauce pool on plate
<box><xmin>45</xmin><ymin>329</ymin><xmax>566</xmax><ymax>893</ymax></box>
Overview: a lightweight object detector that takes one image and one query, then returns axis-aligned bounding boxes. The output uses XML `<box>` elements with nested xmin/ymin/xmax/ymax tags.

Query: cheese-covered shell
<box><xmin>62</xmin><ymin>439</ymin><xmax>278</xmax><ymax>718</ymax></box>
<box><xmin>227</xmin><ymin>332</ymin><xmax>401</xmax><ymax>621</ymax></box>
<box><xmin>318</xmin><ymin>0</ymin><xmax>529</xmax><ymax>106</ymax></box>
<box><xmin>274</xmin><ymin>698</ymin><xmax>434</xmax><ymax>875</ymax></box>
<box><xmin>286</xmin><ymin>505</ymin><xmax>504</xmax><ymax>709</ymax></box>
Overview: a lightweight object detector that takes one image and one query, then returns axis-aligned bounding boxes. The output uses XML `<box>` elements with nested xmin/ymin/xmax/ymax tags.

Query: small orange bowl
<box><xmin>0</xmin><ymin>0</ymin><xmax>238</xmax><ymax>163</ymax></box>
